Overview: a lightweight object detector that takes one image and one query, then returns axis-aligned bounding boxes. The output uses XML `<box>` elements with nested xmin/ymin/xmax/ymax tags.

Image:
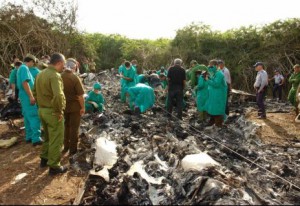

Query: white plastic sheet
<box><xmin>94</xmin><ymin>137</ymin><xmax>118</xmax><ymax>169</ymax></box>
<box><xmin>181</xmin><ymin>153</ymin><xmax>220</xmax><ymax>172</ymax></box>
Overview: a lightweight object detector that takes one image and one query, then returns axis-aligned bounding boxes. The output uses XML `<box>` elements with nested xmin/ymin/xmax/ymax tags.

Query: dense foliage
<box><xmin>0</xmin><ymin>1</ymin><xmax>300</xmax><ymax>92</ymax></box>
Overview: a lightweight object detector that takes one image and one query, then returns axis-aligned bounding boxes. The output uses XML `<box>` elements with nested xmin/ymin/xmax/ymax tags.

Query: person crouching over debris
<box><xmin>206</xmin><ymin>59</ymin><xmax>228</xmax><ymax>127</ymax></box>
<box><xmin>127</xmin><ymin>83</ymin><xmax>155</xmax><ymax>115</ymax></box>
<box><xmin>288</xmin><ymin>64</ymin><xmax>300</xmax><ymax>116</ymax></box>
<box><xmin>195</xmin><ymin>70</ymin><xmax>209</xmax><ymax>123</ymax></box>
<box><xmin>85</xmin><ymin>82</ymin><xmax>105</xmax><ymax>113</ymax></box>
<box><xmin>61</xmin><ymin>58</ymin><xmax>85</xmax><ymax>155</ymax></box>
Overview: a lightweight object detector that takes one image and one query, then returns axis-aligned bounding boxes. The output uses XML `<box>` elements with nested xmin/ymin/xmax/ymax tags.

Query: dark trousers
<box><xmin>256</xmin><ymin>88</ymin><xmax>267</xmax><ymax>117</ymax></box>
<box><xmin>64</xmin><ymin>111</ymin><xmax>81</xmax><ymax>154</ymax></box>
<box><xmin>272</xmin><ymin>84</ymin><xmax>282</xmax><ymax>100</ymax></box>
<box><xmin>15</xmin><ymin>88</ymin><xmax>19</xmax><ymax>101</ymax></box>
<box><xmin>208</xmin><ymin>115</ymin><xmax>223</xmax><ymax>127</ymax></box>
<box><xmin>167</xmin><ymin>89</ymin><xmax>183</xmax><ymax>119</ymax></box>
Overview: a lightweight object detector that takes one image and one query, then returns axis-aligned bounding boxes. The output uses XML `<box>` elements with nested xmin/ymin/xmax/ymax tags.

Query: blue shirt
<box><xmin>29</xmin><ymin>67</ymin><xmax>41</xmax><ymax>81</ymax></box>
<box><xmin>17</xmin><ymin>64</ymin><xmax>34</xmax><ymax>97</ymax></box>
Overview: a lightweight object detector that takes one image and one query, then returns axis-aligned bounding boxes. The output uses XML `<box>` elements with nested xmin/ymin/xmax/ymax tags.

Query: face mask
<box><xmin>126</xmin><ymin>67</ymin><xmax>130</xmax><ymax>70</ymax></box>
<box><xmin>208</xmin><ymin>66</ymin><xmax>217</xmax><ymax>73</ymax></box>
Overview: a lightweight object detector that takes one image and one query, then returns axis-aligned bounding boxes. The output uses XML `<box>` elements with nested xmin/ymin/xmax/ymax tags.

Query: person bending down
<box><xmin>85</xmin><ymin>82</ymin><xmax>105</xmax><ymax>113</ymax></box>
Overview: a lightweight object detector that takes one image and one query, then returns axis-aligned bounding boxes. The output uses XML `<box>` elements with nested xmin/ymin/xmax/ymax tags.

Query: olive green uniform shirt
<box><xmin>33</xmin><ymin>66</ymin><xmax>66</xmax><ymax>115</ymax></box>
<box><xmin>61</xmin><ymin>70</ymin><xmax>85</xmax><ymax>113</ymax></box>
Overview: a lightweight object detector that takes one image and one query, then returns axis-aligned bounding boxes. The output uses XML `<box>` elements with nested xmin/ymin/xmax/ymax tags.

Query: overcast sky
<box><xmin>77</xmin><ymin>0</ymin><xmax>300</xmax><ymax>39</ymax></box>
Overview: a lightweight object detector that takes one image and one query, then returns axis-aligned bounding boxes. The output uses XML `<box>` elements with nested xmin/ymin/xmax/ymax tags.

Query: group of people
<box><xmin>4</xmin><ymin>52</ymin><xmax>300</xmax><ymax>177</ymax></box>
<box><xmin>253</xmin><ymin>62</ymin><xmax>300</xmax><ymax>119</ymax></box>
<box><xmin>118</xmin><ymin>58</ymin><xmax>300</xmax><ymax>126</ymax></box>
<box><xmin>117</xmin><ymin>58</ymin><xmax>231</xmax><ymax>127</ymax></box>
<box><xmin>8</xmin><ymin>53</ymin><xmax>105</xmax><ymax>176</ymax></box>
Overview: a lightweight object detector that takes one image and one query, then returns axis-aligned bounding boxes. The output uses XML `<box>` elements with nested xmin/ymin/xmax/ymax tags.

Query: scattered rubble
<box><xmin>0</xmin><ymin>71</ymin><xmax>299</xmax><ymax>205</ymax></box>
<box><xmin>66</xmin><ymin>71</ymin><xmax>300</xmax><ymax>205</ymax></box>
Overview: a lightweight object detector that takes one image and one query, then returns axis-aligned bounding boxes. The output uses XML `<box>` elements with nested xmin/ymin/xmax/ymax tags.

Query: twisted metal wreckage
<box><xmin>1</xmin><ymin>70</ymin><xmax>300</xmax><ymax>205</ymax></box>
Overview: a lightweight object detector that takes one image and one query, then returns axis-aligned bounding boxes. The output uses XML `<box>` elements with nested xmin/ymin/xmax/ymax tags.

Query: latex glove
<box><xmin>90</xmin><ymin>101</ymin><xmax>99</xmax><ymax>108</ymax></box>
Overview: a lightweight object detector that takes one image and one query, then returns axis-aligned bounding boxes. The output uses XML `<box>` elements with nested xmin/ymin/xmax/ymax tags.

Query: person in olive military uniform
<box><xmin>61</xmin><ymin>58</ymin><xmax>85</xmax><ymax>155</ymax></box>
<box><xmin>33</xmin><ymin>53</ymin><xmax>67</xmax><ymax>175</ymax></box>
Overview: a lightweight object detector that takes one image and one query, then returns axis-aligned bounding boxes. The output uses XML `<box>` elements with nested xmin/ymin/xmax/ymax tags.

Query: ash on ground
<box><xmin>71</xmin><ymin>71</ymin><xmax>299</xmax><ymax>205</ymax></box>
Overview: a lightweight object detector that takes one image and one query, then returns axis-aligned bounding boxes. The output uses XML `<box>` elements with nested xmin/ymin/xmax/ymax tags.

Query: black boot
<box><xmin>40</xmin><ymin>158</ymin><xmax>48</xmax><ymax>168</ymax></box>
<box><xmin>49</xmin><ymin>166</ymin><xmax>68</xmax><ymax>176</ymax></box>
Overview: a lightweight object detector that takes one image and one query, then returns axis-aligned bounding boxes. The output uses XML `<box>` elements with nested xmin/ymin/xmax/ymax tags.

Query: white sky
<box><xmin>77</xmin><ymin>0</ymin><xmax>300</xmax><ymax>39</ymax></box>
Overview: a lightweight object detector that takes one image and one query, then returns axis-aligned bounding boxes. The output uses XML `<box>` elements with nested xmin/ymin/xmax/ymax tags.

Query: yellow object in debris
<box><xmin>0</xmin><ymin>137</ymin><xmax>18</xmax><ymax>148</ymax></box>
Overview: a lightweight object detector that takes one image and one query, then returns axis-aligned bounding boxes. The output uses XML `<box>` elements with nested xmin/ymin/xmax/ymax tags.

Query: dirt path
<box><xmin>247</xmin><ymin>110</ymin><xmax>300</xmax><ymax>145</ymax></box>
<box><xmin>0</xmin><ymin>119</ymin><xmax>85</xmax><ymax>205</ymax></box>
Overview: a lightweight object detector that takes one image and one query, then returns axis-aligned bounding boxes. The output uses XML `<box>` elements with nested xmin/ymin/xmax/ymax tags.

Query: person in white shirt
<box><xmin>218</xmin><ymin>60</ymin><xmax>232</xmax><ymax>115</ymax></box>
<box><xmin>253</xmin><ymin>62</ymin><xmax>268</xmax><ymax>119</ymax></box>
<box><xmin>269</xmin><ymin>69</ymin><xmax>284</xmax><ymax>101</ymax></box>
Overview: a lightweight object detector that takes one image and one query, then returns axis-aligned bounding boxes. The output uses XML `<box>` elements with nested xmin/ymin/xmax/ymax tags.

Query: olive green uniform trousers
<box><xmin>39</xmin><ymin>108</ymin><xmax>64</xmax><ymax>168</ymax></box>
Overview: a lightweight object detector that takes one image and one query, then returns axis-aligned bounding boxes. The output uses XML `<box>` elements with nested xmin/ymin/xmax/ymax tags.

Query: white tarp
<box><xmin>181</xmin><ymin>153</ymin><xmax>220</xmax><ymax>172</ymax></box>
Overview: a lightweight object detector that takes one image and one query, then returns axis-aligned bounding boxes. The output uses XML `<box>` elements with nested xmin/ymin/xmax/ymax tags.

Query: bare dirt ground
<box><xmin>0</xmin><ymin>118</ymin><xmax>85</xmax><ymax>205</ymax></box>
<box><xmin>247</xmin><ymin>111</ymin><xmax>300</xmax><ymax>146</ymax></box>
<box><xmin>0</xmin><ymin>97</ymin><xmax>299</xmax><ymax>205</ymax></box>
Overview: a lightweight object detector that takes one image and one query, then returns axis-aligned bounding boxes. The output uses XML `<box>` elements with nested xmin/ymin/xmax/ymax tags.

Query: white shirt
<box><xmin>274</xmin><ymin>74</ymin><xmax>284</xmax><ymax>84</ymax></box>
<box><xmin>221</xmin><ymin>67</ymin><xmax>232</xmax><ymax>84</ymax></box>
<box><xmin>254</xmin><ymin>70</ymin><xmax>268</xmax><ymax>92</ymax></box>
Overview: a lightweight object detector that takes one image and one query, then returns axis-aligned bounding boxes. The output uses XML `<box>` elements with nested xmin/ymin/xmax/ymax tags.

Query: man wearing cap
<box><xmin>195</xmin><ymin>70</ymin><xmax>209</xmax><ymax>122</ymax></box>
<box><xmin>157</xmin><ymin>66</ymin><xmax>168</xmax><ymax>76</ymax></box>
<box><xmin>189</xmin><ymin>60</ymin><xmax>208</xmax><ymax>89</ymax></box>
<box><xmin>120</xmin><ymin>61</ymin><xmax>136</xmax><ymax>103</ymax></box>
<box><xmin>206</xmin><ymin>60</ymin><xmax>228</xmax><ymax>127</ymax></box>
<box><xmin>61</xmin><ymin>58</ymin><xmax>85</xmax><ymax>155</ymax></box>
<box><xmin>218</xmin><ymin>60</ymin><xmax>232</xmax><ymax>116</ymax></box>
<box><xmin>253</xmin><ymin>62</ymin><xmax>268</xmax><ymax>119</ymax></box>
<box><xmin>33</xmin><ymin>53</ymin><xmax>67</xmax><ymax>175</ymax></box>
<box><xmin>167</xmin><ymin>58</ymin><xmax>186</xmax><ymax>120</ymax></box>
<box><xmin>269</xmin><ymin>69</ymin><xmax>284</xmax><ymax>101</ymax></box>
<box><xmin>85</xmin><ymin>82</ymin><xmax>105</xmax><ymax>113</ymax></box>
<box><xmin>17</xmin><ymin>54</ymin><xmax>42</xmax><ymax>145</ymax></box>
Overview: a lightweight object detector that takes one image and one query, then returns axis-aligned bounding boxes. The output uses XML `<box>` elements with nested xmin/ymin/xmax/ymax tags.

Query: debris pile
<box><xmin>1</xmin><ymin>71</ymin><xmax>299</xmax><ymax>204</ymax></box>
<box><xmin>69</xmin><ymin>71</ymin><xmax>300</xmax><ymax>205</ymax></box>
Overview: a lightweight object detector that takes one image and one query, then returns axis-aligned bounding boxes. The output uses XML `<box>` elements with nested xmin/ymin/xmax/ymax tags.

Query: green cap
<box><xmin>38</xmin><ymin>61</ymin><xmax>48</xmax><ymax>69</ymax></box>
<box><xmin>190</xmin><ymin>60</ymin><xmax>198</xmax><ymax>65</ymax></box>
<box><xmin>93</xmin><ymin>82</ymin><xmax>101</xmax><ymax>90</ymax></box>
<box><xmin>25</xmin><ymin>54</ymin><xmax>38</xmax><ymax>63</ymax></box>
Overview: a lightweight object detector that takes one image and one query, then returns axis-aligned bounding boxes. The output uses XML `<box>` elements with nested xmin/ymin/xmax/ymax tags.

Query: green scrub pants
<box><xmin>19</xmin><ymin>92</ymin><xmax>41</xmax><ymax>143</ymax></box>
